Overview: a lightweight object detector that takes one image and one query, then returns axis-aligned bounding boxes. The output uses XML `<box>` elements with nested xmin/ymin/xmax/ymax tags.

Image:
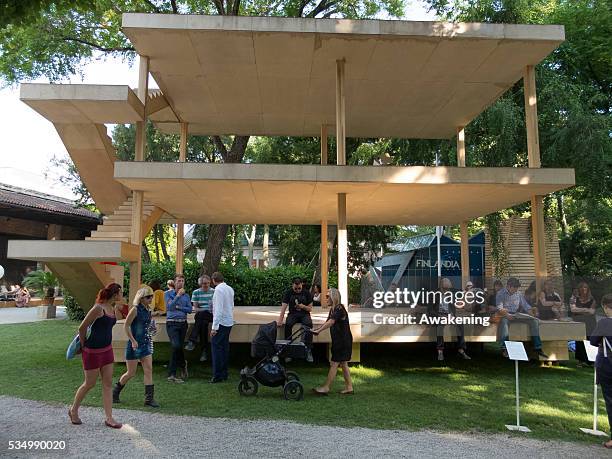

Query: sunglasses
<box><xmin>143</xmin><ymin>295</ymin><xmax>153</xmax><ymax>300</ymax></box>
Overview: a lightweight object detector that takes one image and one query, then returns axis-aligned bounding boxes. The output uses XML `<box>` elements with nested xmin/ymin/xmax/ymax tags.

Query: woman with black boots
<box><xmin>113</xmin><ymin>286</ymin><xmax>159</xmax><ymax>408</ymax></box>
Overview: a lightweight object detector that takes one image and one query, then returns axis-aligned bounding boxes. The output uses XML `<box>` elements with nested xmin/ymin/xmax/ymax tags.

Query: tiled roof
<box><xmin>0</xmin><ymin>183</ymin><xmax>100</xmax><ymax>221</ymax></box>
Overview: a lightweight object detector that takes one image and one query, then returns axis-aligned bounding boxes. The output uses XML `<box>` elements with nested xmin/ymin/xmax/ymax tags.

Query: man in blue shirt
<box><xmin>164</xmin><ymin>274</ymin><xmax>192</xmax><ymax>382</ymax></box>
<box><xmin>496</xmin><ymin>277</ymin><xmax>548</xmax><ymax>359</ymax></box>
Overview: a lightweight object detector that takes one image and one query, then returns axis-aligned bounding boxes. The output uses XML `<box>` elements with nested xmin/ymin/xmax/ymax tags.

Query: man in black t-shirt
<box><xmin>278</xmin><ymin>277</ymin><xmax>314</xmax><ymax>362</ymax></box>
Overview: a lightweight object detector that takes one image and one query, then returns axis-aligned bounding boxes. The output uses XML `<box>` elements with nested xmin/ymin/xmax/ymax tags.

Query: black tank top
<box><xmin>84</xmin><ymin>306</ymin><xmax>116</xmax><ymax>349</ymax></box>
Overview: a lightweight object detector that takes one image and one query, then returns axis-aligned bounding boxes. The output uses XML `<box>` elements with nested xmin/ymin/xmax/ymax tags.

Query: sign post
<box><xmin>504</xmin><ymin>341</ymin><xmax>531</xmax><ymax>432</ymax></box>
<box><xmin>579</xmin><ymin>340</ymin><xmax>607</xmax><ymax>436</ymax></box>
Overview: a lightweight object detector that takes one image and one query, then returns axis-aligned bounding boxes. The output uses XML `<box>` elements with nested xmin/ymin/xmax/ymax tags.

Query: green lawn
<box><xmin>0</xmin><ymin>320</ymin><xmax>607</xmax><ymax>443</ymax></box>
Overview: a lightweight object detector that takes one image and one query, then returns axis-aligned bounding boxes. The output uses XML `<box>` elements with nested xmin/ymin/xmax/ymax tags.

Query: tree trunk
<box><xmin>160</xmin><ymin>225</ymin><xmax>170</xmax><ymax>261</ymax></box>
<box><xmin>201</xmin><ymin>224</ymin><xmax>229</xmax><ymax>275</ymax></box>
<box><xmin>201</xmin><ymin>135</ymin><xmax>250</xmax><ymax>274</ymax></box>
<box><xmin>556</xmin><ymin>194</ymin><xmax>569</xmax><ymax>237</ymax></box>
<box><xmin>153</xmin><ymin>225</ymin><xmax>160</xmax><ymax>263</ymax></box>
<box><xmin>141</xmin><ymin>242</ymin><xmax>151</xmax><ymax>263</ymax></box>
<box><xmin>262</xmin><ymin>224</ymin><xmax>270</xmax><ymax>268</ymax></box>
<box><xmin>244</xmin><ymin>224</ymin><xmax>256</xmax><ymax>267</ymax></box>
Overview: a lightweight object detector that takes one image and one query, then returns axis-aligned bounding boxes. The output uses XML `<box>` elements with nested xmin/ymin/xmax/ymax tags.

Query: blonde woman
<box><xmin>112</xmin><ymin>286</ymin><xmax>159</xmax><ymax>407</ymax></box>
<box><xmin>312</xmin><ymin>288</ymin><xmax>354</xmax><ymax>395</ymax></box>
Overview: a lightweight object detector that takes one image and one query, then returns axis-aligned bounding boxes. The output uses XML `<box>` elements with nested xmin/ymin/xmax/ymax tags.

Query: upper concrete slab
<box><xmin>114</xmin><ymin>162</ymin><xmax>574</xmax><ymax>225</ymax></box>
<box><xmin>21</xmin><ymin>83</ymin><xmax>144</xmax><ymax>124</ymax></box>
<box><xmin>123</xmin><ymin>14</ymin><xmax>564</xmax><ymax>139</ymax></box>
<box><xmin>7</xmin><ymin>240</ymin><xmax>140</xmax><ymax>262</ymax></box>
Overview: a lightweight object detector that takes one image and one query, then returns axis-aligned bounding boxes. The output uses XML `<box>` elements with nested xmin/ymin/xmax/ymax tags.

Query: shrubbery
<box><xmin>126</xmin><ymin>259</ymin><xmax>360</xmax><ymax>306</ymax></box>
<box><xmin>64</xmin><ymin>293</ymin><xmax>85</xmax><ymax>321</ymax></box>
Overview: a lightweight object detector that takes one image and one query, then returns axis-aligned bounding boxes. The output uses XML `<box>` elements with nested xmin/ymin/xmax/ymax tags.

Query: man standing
<box><xmin>278</xmin><ymin>277</ymin><xmax>314</xmax><ymax>362</ymax></box>
<box><xmin>496</xmin><ymin>277</ymin><xmax>548</xmax><ymax>359</ymax></box>
<box><xmin>185</xmin><ymin>275</ymin><xmax>214</xmax><ymax>362</ymax></box>
<box><xmin>210</xmin><ymin>272</ymin><xmax>234</xmax><ymax>383</ymax></box>
<box><xmin>164</xmin><ymin>274</ymin><xmax>192</xmax><ymax>383</ymax></box>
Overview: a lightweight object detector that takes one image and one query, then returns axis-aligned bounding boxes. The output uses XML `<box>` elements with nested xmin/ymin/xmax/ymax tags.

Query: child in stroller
<box><xmin>238</xmin><ymin>321</ymin><xmax>309</xmax><ymax>400</ymax></box>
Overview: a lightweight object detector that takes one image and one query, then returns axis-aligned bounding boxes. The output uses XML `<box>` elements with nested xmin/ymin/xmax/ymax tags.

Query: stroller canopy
<box><xmin>252</xmin><ymin>321</ymin><xmax>278</xmax><ymax>354</ymax></box>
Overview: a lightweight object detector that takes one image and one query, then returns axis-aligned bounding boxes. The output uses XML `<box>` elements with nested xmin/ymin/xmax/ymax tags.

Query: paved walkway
<box><xmin>0</xmin><ymin>396</ymin><xmax>607</xmax><ymax>458</ymax></box>
<box><xmin>0</xmin><ymin>306</ymin><xmax>66</xmax><ymax>324</ymax></box>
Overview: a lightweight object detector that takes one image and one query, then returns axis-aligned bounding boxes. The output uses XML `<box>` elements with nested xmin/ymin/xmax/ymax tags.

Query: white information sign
<box><xmin>504</xmin><ymin>341</ymin><xmax>528</xmax><ymax>361</ymax></box>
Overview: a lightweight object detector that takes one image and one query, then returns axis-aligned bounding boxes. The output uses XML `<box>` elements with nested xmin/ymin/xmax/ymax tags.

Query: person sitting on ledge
<box><xmin>496</xmin><ymin>277</ymin><xmax>548</xmax><ymax>359</ymax></box>
<box><xmin>278</xmin><ymin>277</ymin><xmax>314</xmax><ymax>363</ymax></box>
<box><xmin>537</xmin><ymin>279</ymin><xmax>563</xmax><ymax>320</ymax></box>
<box><xmin>430</xmin><ymin>278</ymin><xmax>471</xmax><ymax>362</ymax></box>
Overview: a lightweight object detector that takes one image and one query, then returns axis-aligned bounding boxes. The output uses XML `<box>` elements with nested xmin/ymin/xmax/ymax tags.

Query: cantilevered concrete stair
<box><xmin>86</xmin><ymin>196</ymin><xmax>164</xmax><ymax>243</ymax></box>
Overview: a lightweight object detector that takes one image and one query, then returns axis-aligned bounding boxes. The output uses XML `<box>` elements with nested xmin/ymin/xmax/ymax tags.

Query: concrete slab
<box><xmin>122</xmin><ymin>14</ymin><xmax>564</xmax><ymax>138</ymax></box>
<box><xmin>114</xmin><ymin>162</ymin><xmax>574</xmax><ymax>225</ymax></box>
<box><xmin>7</xmin><ymin>240</ymin><xmax>140</xmax><ymax>262</ymax></box>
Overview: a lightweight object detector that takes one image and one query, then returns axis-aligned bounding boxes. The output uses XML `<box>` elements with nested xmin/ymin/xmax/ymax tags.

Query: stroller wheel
<box><xmin>283</xmin><ymin>380</ymin><xmax>303</xmax><ymax>401</ymax></box>
<box><xmin>286</xmin><ymin>371</ymin><xmax>300</xmax><ymax>382</ymax></box>
<box><xmin>238</xmin><ymin>376</ymin><xmax>258</xmax><ymax>396</ymax></box>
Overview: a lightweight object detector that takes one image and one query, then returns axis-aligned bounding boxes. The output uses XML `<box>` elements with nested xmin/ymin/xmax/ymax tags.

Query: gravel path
<box><xmin>0</xmin><ymin>396</ymin><xmax>607</xmax><ymax>458</ymax></box>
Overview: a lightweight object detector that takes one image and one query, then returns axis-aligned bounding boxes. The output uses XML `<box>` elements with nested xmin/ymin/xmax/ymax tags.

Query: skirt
<box><xmin>82</xmin><ymin>345</ymin><xmax>114</xmax><ymax>370</ymax></box>
<box><xmin>126</xmin><ymin>340</ymin><xmax>153</xmax><ymax>361</ymax></box>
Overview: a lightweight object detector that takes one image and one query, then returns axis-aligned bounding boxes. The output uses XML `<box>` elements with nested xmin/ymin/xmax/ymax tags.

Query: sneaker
<box><xmin>459</xmin><ymin>351</ymin><xmax>471</xmax><ymax>360</ymax></box>
<box><xmin>502</xmin><ymin>350</ymin><xmax>509</xmax><ymax>358</ymax></box>
<box><xmin>173</xmin><ymin>377</ymin><xmax>185</xmax><ymax>384</ymax></box>
<box><xmin>167</xmin><ymin>375</ymin><xmax>176</xmax><ymax>382</ymax></box>
<box><xmin>536</xmin><ymin>350</ymin><xmax>549</xmax><ymax>359</ymax></box>
<box><xmin>306</xmin><ymin>350</ymin><xmax>313</xmax><ymax>363</ymax></box>
<box><xmin>184</xmin><ymin>341</ymin><xmax>195</xmax><ymax>351</ymax></box>
<box><xmin>200</xmin><ymin>350</ymin><xmax>208</xmax><ymax>362</ymax></box>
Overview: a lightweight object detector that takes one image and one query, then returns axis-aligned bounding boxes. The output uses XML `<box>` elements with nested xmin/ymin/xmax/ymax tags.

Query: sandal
<box><xmin>104</xmin><ymin>420</ymin><xmax>123</xmax><ymax>429</ymax></box>
<box><xmin>604</xmin><ymin>441</ymin><xmax>612</xmax><ymax>449</ymax></box>
<box><xmin>312</xmin><ymin>388</ymin><xmax>329</xmax><ymax>396</ymax></box>
<box><xmin>339</xmin><ymin>389</ymin><xmax>354</xmax><ymax>395</ymax></box>
<box><xmin>68</xmin><ymin>407</ymin><xmax>82</xmax><ymax>425</ymax></box>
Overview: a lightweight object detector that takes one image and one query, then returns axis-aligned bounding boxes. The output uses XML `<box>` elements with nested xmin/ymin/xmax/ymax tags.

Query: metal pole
<box><xmin>515</xmin><ymin>359</ymin><xmax>520</xmax><ymax>427</ymax></box>
<box><xmin>594</xmin><ymin>367</ymin><xmax>598</xmax><ymax>431</ymax></box>
<box><xmin>435</xmin><ymin>151</ymin><xmax>442</xmax><ymax>279</ymax></box>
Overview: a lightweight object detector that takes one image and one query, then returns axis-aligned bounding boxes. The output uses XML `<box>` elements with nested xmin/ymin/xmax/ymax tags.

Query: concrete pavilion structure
<box><xmin>8</xmin><ymin>14</ymin><xmax>582</xmax><ymax>360</ymax></box>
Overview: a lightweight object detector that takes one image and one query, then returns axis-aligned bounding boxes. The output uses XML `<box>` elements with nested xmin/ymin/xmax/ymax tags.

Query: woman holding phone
<box><xmin>113</xmin><ymin>285</ymin><xmax>159</xmax><ymax>407</ymax></box>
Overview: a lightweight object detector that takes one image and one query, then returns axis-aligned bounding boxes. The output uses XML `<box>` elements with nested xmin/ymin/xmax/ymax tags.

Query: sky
<box><xmin>0</xmin><ymin>2</ymin><xmax>436</xmax><ymax>200</ymax></box>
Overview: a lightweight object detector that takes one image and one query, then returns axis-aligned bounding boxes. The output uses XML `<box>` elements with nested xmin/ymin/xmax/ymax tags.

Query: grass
<box><xmin>0</xmin><ymin>320</ymin><xmax>608</xmax><ymax>444</ymax></box>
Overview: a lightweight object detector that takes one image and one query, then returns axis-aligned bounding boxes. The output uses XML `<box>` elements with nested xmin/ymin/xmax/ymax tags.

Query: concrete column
<box><xmin>320</xmin><ymin>123</ymin><xmax>329</xmax><ymax>304</ymax></box>
<box><xmin>176</xmin><ymin>221</ymin><xmax>185</xmax><ymax>275</ymax></box>
<box><xmin>129</xmin><ymin>190</ymin><xmax>144</xmax><ymax>303</ymax></box>
<box><xmin>524</xmin><ymin>65</ymin><xmax>547</xmax><ymax>291</ymax></box>
<box><xmin>335</xmin><ymin>59</ymin><xmax>346</xmax><ymax>166</ymax></box>
<box><xmin>457</xmin><ymin>126</ymin><xmax>470</xmax><ymax>287</ymax></box>
<box><xmin>135</xmin><ymin>55</ymin><xmax>149</xmax><ymax>162</ymax></box>
<box><xmin>179</xmin><ymin>122</ymin><xmax>188</xmax><ymax>162</ymax></box>
<box><xmin>337</xmin><ymin>193</ymin><xmax>348</xmax><ymax>306</ymax></box>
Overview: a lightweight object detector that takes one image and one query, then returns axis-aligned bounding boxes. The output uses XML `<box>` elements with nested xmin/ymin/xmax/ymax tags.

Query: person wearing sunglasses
<box><xmin>112</xmin><ymin>285</ymin><xmax>160</xmax><ymax>408</ymax></box>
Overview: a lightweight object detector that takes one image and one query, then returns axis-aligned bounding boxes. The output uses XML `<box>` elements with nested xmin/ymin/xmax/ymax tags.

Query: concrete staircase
<box><xmin>86</xmin><ymin>196</ymin><xmax>164</xmax><ymax>243</ymax></box>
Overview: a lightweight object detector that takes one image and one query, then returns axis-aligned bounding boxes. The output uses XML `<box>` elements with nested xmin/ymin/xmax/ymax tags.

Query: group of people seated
<box><xmin>0</xmin><ymin>283</ymin><xmax>30</xmax><ymax>307</ymax></box>
<box><xmin>428</xmin><ymin>277</ymin><xmax>608</xmax><ymax>362</ymax></box>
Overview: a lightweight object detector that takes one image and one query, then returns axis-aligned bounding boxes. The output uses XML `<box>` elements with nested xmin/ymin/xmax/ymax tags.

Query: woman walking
<box><xmin>312</xmin><ymin>288</ymin><xmax>353</xmax><ymax>395</ymax></box>
<box><xmin>589</xmin><ymin>294</ymin><xmax>612</xmax><ymax>449</ymax></box>
<box><xmin>113</xmin><ymin>286</ymin><xmax>159</xmax><ymax>407</ymax></box>
<box><xmin>68</xmin><ymin>283</ymin><xmax>122</xmax><ymax>428</ymax></box>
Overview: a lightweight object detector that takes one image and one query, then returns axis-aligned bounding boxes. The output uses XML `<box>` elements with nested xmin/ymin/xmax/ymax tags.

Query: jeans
<box><xmin>498</xmin><ymin>315</ymin><xmax>542</xmax><ymax>350</ymax></box>
<box><xmin>167</xmin><ymin>320</ymin><xmax>187</xmax><ymax>377</ymax></box>
<box><xmin>211</xmin><ymin>325</ymin><xmax>232</xmax><ymax>380</ymax></box>
<box><xmin>436</xmin><ymin>323</ymin><xmax>465</xmax><ymax>350</ymax></box>
<box><xmin>598</xmin><ymin>366</ymin><xmax>612</xmax><ymax>439</ymax></box>
<box><xmin>285</xmin><ymin>313</ymin><xmax>313</xmax><ymax>349</ymax></box>
<box><xmin>189</xmin><ymin>311</ymin><xmax>213</xmax><ymax>350</ymax></box>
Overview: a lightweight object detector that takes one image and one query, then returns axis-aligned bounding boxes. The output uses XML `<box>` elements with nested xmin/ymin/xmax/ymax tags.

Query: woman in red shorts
<box><xmin>68</xmin><ymin>283</ymin><xmax>123</xmax><ymax>428</ymax></box>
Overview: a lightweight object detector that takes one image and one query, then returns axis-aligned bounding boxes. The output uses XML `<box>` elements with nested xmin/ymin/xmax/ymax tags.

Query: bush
<box><xmin>131</xmin><ymin>260</ymin><xmax>362</xmax><ymax>306</ymax></box>
<box><xmin>64</xmin><ymin>293</ymin><xmax>85</xmax><ymax>321</ymax></box>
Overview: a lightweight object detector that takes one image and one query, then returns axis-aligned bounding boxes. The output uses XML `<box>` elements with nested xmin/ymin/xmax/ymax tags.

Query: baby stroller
<box><xmin>238</xmin><ymin>321</ymin><xmax>309</xmax><ymax>401</ymax></box>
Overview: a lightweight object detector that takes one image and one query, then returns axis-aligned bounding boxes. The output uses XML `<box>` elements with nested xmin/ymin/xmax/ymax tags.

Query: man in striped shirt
<box><xmin>185</xmin><ymin>275</ymin><xmax>214</xmax><ymax>362</ymax></box>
